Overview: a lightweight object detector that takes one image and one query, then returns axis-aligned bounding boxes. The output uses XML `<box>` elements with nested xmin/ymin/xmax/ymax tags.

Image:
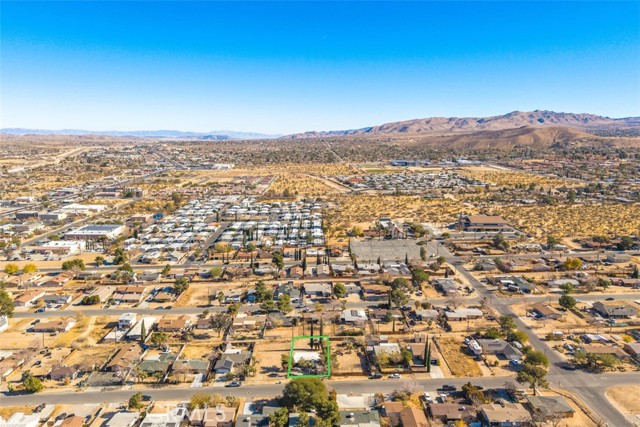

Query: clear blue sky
<box><xmin>1</xmin><ymin>1</ymin><xmax>639</xmax><ymax>134</ymax></box>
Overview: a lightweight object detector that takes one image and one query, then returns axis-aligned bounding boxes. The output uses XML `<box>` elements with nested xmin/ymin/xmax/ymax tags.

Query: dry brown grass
<box><xmin>459</xmin><ymin>167</ymin><xmax>578</xmax><ymax>188</ymax></box>
<box><xmin>181</xmin><ymin>343</ymin><xmax>215</xmax><ymax>359</ymax></box>
<box><xmin>260</xmin><ymin>163</ymin><xmax>359</xmax><ymax>175</ymax></box>
<box><xmin>500</xmin><ymin>203</ymin><xmax>640</xmax><ymax>239</ymax></box>
<box><xmin>606</xmin><ymin>385</ymin><xmax>640</xmax><ymax>415</ymax></box>
<box><xmin>0</xmin><ymin>407</ymin><xmax>35</xmax><ymax>418</ymax></box>
<box><xmin>325</xmin><ymin>194</ymin><xmax>468</xmax><ymax>234</ymax></box>
<box><xmin>267</xmin><ymin>173</ymin><xmax>341</xmax><ymax>196</ymax></box>
<box><xmin>436</xmin><ymin>336</ymin><xmax>483</xmax><ymax>377</ymax></box>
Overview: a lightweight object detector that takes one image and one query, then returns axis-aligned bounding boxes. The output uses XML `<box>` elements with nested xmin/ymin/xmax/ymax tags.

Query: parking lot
<box><xmin>350</xmin><ymin>239</ymin><xmax>425</xmax><ymax>263</ymax></box>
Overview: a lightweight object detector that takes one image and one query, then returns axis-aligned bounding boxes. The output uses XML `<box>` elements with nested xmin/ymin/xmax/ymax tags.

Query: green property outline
<box><xmin>287</xmin><ymin>335</ymin><xmax>331</xmax><ymax>378</ymax></box>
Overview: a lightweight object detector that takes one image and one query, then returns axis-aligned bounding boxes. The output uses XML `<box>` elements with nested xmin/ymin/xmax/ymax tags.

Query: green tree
<box><xmin>559</xmin><ymin>283</ymin><xmax>574</xmax><ymax>294</ymax></box>
<box><xmin>411</xmin><ymin>268</ymin><xmax>429</xmax><ymax>285</ymax></box>
<box><xmin>3</xmin><ymin>263</ymin><xmax>19</xmax><ymax>275</ymax></box>
<box><xmin>118</xmin><ymin>263</ymin><xmax>134</xmax><ymax>273</ymax></box>
<box><xmin>61</xmin><ymin>258</ymin><xmax>86</xmax><ymax>271</ymax></box>
<box><xmin>254</xmin><ymin>281</ymin><xmax>271</xmax><ymax>302</ymax></box>
<box><xmin>23</xmin><ymin>373</ymin><xmax>44</xmax><ymax>393</ymax></box>
<box><xmin>281</xmin><ymin>353</ymin><xmax>290</xmax><ymax>371</ymax></box>
<box><xmin>94</xmin><ymin>256</ymin><xmax>106</xmax><ymax>266</ymax></box>
<box><xmin>272</xmin><ymin>251</ymin><xmax>285</xmax><ymax>276</ymax></box>
<box><xmin>516</xmin><ymin>363</ymin><xmax>548</xmax><ymax>393</ymax></box>
<box><xmin>189</xmin><ymin>393</ymin><xmax>213</xmax><ymax>411</ymax></box>
<box><xmin>80</xmin><ymin>295</ymin><xmax>100</xmax><ymax>305</ymax></box>
<box><xmin>173</xmin><ymin>277</ymin><xmax>189</xmax><ymax>294</ymax></box>
<box><xmin>150</xmin><ymin>331</ymin><xmax>168</xmax><ymax>346</ymax></box>
<box><xmin>617</xmin><ymin>235</ymin><xmax>634</xmax><ymax>251</ymax></box>
<box><xmin>559</xmin><ymin>295</ymin><xmax>577</xmax><ymax>310</ymax></box>
<box><xmin>562</xmin><ymin>258</ymin><xmax>583</xmax><ymax>271</ymax></box>
<box><xmin>0</xmin><ymin>289</ymin><xmax>15</xmax><ymax>318</ymax></box>
<box><xmin>227</xmin><ymin>302</ymin><xmax>241</xmax><ymax>316</ymax></box>
<box><xmin>391</xmin><ymin>277</ymin><xmax>409</xmax><ymax>290</ymax></box>
<box><xmin>113</xmin><ymin>247</ymin><xmax>127</xmax><ymax>265</ymax></box>
<box><xmin>209</xmin><ymin>313</ymin><xmax>230</xmax><ymax>336</ymax></box>
<box><xmin>507</xmin><ymin>330</ymin><xmax>529</xmax><ymax>344</ymax></box>
<box><xmin>281</xmin><ymin>378</ymin><xmax>330</xmax><ymax>411</ymax></box>
<box><xmin>390</xmin><ymin>288</ymin><xmax>409</xmax><ymax>308</ymax></box>
<box><xmin>597</xmin><ymin>353</ymin><xmax>620</xmax><ymax>370</ymax></box>
<box><xmin>525</xmin><ymin>350</ymin><xmax>549</xmax><ymax>368</ymax></box>
<box><xmin>498</xmin><ymin>315</ymin><xmax>517</xmax><ymax>335</ymax></box>
<box><xmin>546</xmin><ymin>236</ymin><xmax>560</xmax><ymax>246</ymax></box>
<box><xmin>140</xmin><ymin>320</ymin><xmax>147</xmax><ymax>342</ymax></box>
<box><xmin>269</xmin><ymin>407</ymin><xmax>290</xmax><ymax>427</ymax></box>
<box><xmin>492</xmin><ymin>233</ymin><xmax>509</xmax><ymax>251</ymax></box>
<box><xmin>351</xmin><ymin>226</ymin><xmax>363</xmax><ymax>237</ymax></box>
<box><xmin>333</xmin><ymin>282</ymin><xmax>346</xmax><ymax>298</ymax></box>
<box><xmin>161</xmin><ymin>264</ymin><xmax>172</xmax><ymax>276</ymax></box>
<box><xmin>484</xmin><ymin>328</ymin><xmax>502</xmax><ymax>339</ymax></box>
<box><xmin>420</xmin><ymin>246</ymin><xmax>427</xmax><ymax>261</ymax></box>
<box><xmin>209</xmin><ymin>266</ymin><xmax>223</xmax><ymax>279</ymax></box>
<box><xmin>128</xmin><ymin>392</ymin><xmax>143</xmax><ymax>410</ymax></box>
<box><xmin>297</xmin><ymin>411</ymin><xmax>310</xmax><ymax>427</ymax></box>
<box><xmin>277</xmin><ymin>294</ymin><xmax>293</xmax><ymax>313</ymax></box>
<box><xmin>22</xmin><ymin>263</ymin><xmax>38</xmax><ymax>274</ymax></box>
<box><xmin>261</xmin><ymin>299</ymin><xmax>276</xmax><ymax>312</ymax></box>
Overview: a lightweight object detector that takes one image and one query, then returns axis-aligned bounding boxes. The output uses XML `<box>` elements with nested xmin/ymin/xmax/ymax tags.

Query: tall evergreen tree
<box><xmin>140</xmin><ymin>320</ymin><xmax>147</xmax><ymax>343</ymax></box>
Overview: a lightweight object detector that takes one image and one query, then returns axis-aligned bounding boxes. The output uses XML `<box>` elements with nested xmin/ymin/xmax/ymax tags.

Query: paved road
<box><xmin>448</xmin><ymin>246</ymin><xmax>638</xmax><ymax>427</ymax></box>
<box><xmin>4</xmin><ymin>235</ymin><xmax>639</xmax><ymax>423</ymax></box>
<box><xmin>12</xmin><ymin>300</ymin><xmax>383</xmax><ymax>319</ymax></box>
<box><xmin>1</xmin><ymin>371</ymin><xmax>638</xmax><ymax>409</ymax></box>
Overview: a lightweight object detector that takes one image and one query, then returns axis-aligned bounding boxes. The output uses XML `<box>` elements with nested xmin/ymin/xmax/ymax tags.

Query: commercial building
<box><xmin>65</xmin><ymin>224</ymin><xmax>125</xmax><ymax>241</ymax></box>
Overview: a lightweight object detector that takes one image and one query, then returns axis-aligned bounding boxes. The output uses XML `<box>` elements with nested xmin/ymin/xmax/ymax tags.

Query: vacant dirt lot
<box><xmin>606</xmin><ymin>385</ymin><xmax>640</xmax><ymax>416</ymax></box>
<box><xmin>252</xmin><ymin>340</ymin><xmax>290</xmax><ymax>382</ymax></box>
<box><xmin>331</xmin><ymin>341</ymin><xmax>366</xmax><ymax>374</ymax></box>
<box><xmin>435</xmin><ymin>336</ymin><xmax>483</xmax><ymax>377</ymax></box>
<box><xmin>500</xmin><ymin>203</ymin><xmax>640</xmax><ymax>239</ymax></box>
<box><xmin>181</xmin><ymin>343</ymin><xmax>216</xmax><ymax>360</ymax></box>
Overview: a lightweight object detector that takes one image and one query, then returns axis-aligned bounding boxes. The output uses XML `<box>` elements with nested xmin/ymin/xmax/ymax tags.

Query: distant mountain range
<box><xmin>0</xmin><ymin>128</ymin><xmax>281</xmax><ymax>140</ymax></box>
<box><xmin>3</xmin><ymin>111</ymin><xmax>639</xmax><ymax>142</ymax></box>
<box><xmin>288</xmin><ymin>110</ymin><xmax>640</xmax><ymax>138</ymax></box>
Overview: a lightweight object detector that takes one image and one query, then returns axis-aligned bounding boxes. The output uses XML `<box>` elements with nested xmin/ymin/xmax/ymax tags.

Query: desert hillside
<box><xmin>289</xmin><ymin>110</ymin><xmax>640</xmax><ymax>138</ymax></box>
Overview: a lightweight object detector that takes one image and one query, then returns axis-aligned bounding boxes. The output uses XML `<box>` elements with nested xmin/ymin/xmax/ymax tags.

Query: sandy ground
<box><xmin>251</xmin><ymin>340</ymin><xmax>290</xmax><ymax>382</ymax></box>
<box><xmin>606</xmin><ymin>385</ymin><xmax>640</xmax><ymax>417</ymax></box>
<box><xmin>435</xmin><ymin>335</ymin><xmax>483</xmax><ymax>377</ymax></box>
<box><xmin>331</xmin><ymin>343</ymin><xmax>364</xmax><ymax>374</ymax></box>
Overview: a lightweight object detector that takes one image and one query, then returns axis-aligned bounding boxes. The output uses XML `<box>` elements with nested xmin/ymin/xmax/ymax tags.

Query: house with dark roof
<box><xmin>593</xmin><ymin>301</ymin><xmax>637</xmax><ymax>319</ymax></box>
<box><xmin>213</xmin><ymin>350</ymin><xmax>252</xmax><ymax>375</ymax></box>
<box><xmin>577</xmin><ymin>344</ymin><xmax>628</xmax><ymax>360</ymax></box>
<box><xmin>339</xmin><ymin>411</ymin><xmax>380</xmax><ymax>427</ymax></box>
<box><xmin>274</xmin><ymin>283</ymin><xmax>302</xmax><ymax>301</ymax></box>
<box><xmin>138</xmin><ymin>352</ymin><xmax>177</xmax><ymax>375</ymax></box>
<box><xmin>623</xmin><ymin>342</ymin><xmax>640</xmax><ymax>360</ymax></box>
<box><xmin>433</xmin><ymin>279</ymin><xmax>459</xmax><ymax>296</ymax></box>
<box><xmin>530</xmin><ymin>302</ymin><xmax>563</xmax><ymax>320</ymax></box>
<box><xmin>525</xmin><ymin>395</ymin><xmax>574</xmax><ymax>421</ymax></box>
<box><xmin>494</xmin><ymin>276</ymin><xmax>538</xmax><ymax>294</ymax></box>
<box><xmin>49</xmin><ymin>365</ymin><xmax>80</xmax><ymax>381</ymax></box>
<box><xmin>427</xmin><ymin>403</ymin><xmax>478</xmax><ymax>425</ymax></box>
<box><xmin>303</xmin><ymin>283</ymin><xmax>332</xmax><ymax>298</ymax></box>
<box><xmin>475</xmin><ymin>339</ymin><xmax>523</xmax><ymax>360</ymax></box>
